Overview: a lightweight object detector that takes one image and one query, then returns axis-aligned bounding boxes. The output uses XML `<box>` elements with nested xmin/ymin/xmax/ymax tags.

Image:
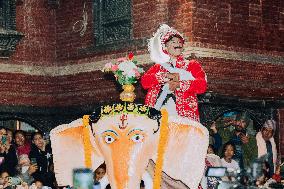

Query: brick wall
<box><xmin>192</xmin><ymin>0</ymin><xmax>284</xmax><ymax>52</ymax></box>
<box><xmin>12</xmin><ymin>0</ymin><xmax>57</xmax><ymax>65</ymax></box>
<box><xmin>0</xmin><ymin>0</ymin><xmax>282</xmax><ymax>104</ymax></box>
<box><xmin>4</xmin><ymin>0</ymin><xmax>283</xmax><ymax>65</ymax></box>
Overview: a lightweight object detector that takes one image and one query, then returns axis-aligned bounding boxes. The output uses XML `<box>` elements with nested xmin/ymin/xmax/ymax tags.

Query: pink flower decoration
<box><xmin>134</xmin><ymin>70</ymin><xmax>140</xmax><ymax>77</ymax></box>
<box><xmin>111</xmin><ymin>64</ymin><xmax>119</xmax><ymax>71</ymax></box>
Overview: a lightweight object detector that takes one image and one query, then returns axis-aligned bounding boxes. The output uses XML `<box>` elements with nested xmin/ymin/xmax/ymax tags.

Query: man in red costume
<box><xmin>141</xmin><ymin>24</ymin><xmax>207</xmax><ymax>122</ymax></box>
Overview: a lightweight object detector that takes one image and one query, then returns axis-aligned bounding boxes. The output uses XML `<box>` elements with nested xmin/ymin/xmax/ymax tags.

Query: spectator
<box><xmin>0</xmin><ymin>127</ymin><xmax>18</xmax><ymax>176</ymax></box>
<box><xmin>16</xmin><ymin>154</ymin><xmax>37</xmax><ymax>185</ymax></box>
<box><xmin>209</xmin><ymin>122</ymin><xmax>222</xmax><ymax>154</ymax></box>
<box><xmin>0</xmin><ymin>171</ymin><xmax>11</xmax><ymax>189</ymax></box>
<box><xmin>229</xmin><ymin>112</ymin><xmax>251</xmax><ymax>170</ymax></box>
<box><xmin>5</xmin><ymin>129</ymin><xmax>13</xmax><ymax>146</ymax></box>
<box><xmin>29</xmin><ymin>132</ymin><xmax>55</xmax><ymax>188</ymax></box>
<box><xmin>14</xmin><ymin>130</ymin><xmax>31</xmax><ymax>157</ymax></box>
<box><xmin>93</xmin><ymin>163</ymin><xmax>108</xmax><ymax>189</ymax></box>
<box><xmin>94</xmin><ymin>163</ymin><xmax>106</xmax><ymax>183</ymax></box>
<box><xmin>206</xmin><ymin>145</ymin><xmax>221</xmax><ymax>167</ymax></box>
<box><xmin>220</xmin><ymin>142</ymin><xmax>240</xmax><ymax>175</ymax></box>
<box><xmin>256</xmin><ymin>119</ymin><xmax>277</xmax><ymax>178</ymax></box>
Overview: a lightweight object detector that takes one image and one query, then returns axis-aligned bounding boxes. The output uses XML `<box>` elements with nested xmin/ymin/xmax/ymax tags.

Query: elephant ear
<box><xmin>50</xmin><ymin>118</ymin><xmax>104</xmax><ymax>187</ymax></box>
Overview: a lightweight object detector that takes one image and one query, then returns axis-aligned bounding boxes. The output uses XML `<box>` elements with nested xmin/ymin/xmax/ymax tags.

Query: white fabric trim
<box><xmin>256</xmin><ymin>131</ymin><xmax>277</xmax><ymax>171</ymax></box>
<box><xmin>154</xmin><ymin>61</ymin><xmax>195</xmax><ymax>111</ymax></box>
<box><xmin>148</xmin><ymin>24</ymin><xmax>171</xmax><ymax>64</ymax></box>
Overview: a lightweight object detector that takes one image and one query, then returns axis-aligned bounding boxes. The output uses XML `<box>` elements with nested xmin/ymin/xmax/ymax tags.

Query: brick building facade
<box><xmin>0</xmin><ymin>0</ymin><xmax>283</xmax><ymax>155</ymax></box>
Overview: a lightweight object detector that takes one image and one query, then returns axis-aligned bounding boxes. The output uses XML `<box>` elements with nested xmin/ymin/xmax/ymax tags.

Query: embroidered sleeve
<box><xmin>179</xmin><ymin>80</ymin><xmax>191</xmax><ymax>92</ymax></box>
<box><xmin>156</xmin><ymin>71</ymin><xmax>168</xmax><ymax>83</ymax></box>
<box><xmin>184</xmin><ymin>60</ymin><xmax>207</xmax><ymax>94</ymax></box>
<box><xmin>141</xmin><ymin>64</ymin><xmax>166</xmax><ymax>89</ymax></box>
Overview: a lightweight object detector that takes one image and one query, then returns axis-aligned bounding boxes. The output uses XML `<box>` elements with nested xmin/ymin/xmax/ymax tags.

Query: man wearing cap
<box><xmin>256</xmin><ymin>119</ymin><xmax>277</xmax><ymax>177</ymax></box>
<box><xmin>141</xmin><ymin>24</ymin><xmax>207</xmax><ymax>122</ymax></box>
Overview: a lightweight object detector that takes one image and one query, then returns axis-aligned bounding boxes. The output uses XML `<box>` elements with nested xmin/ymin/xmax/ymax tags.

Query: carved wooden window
<box><xmin>0</xmin><ymin>0</ymin><xmax>23</xmax><ymax>57</ymax></box>
<box><xmin>93</xmin><ymin>0</ymin><xmax>132</xmax><ymax>47</ymax></box>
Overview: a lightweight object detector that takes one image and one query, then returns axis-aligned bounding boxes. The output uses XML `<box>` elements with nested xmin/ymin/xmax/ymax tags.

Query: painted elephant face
<box><xmin>92</xmin><ymin>114</ymin><xmax>160</xmax><ymax>189</ymax></box>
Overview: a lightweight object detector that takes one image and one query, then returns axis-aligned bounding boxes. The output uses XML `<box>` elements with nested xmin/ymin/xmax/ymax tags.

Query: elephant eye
<box><xmin>104</xmin><ymin>135</ymin><xmax>115</xmax><ymax>144</ymax></box>
<box><xmin>131</xmin><ymin>134</ymin><xmax>144</xmax><ymax>143</ymax></box>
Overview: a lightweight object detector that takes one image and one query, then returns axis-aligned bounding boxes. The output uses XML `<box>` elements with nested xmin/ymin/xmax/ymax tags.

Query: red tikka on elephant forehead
<box><xmin>119</xmin><ymin>113</ymin><xmax>128</xmax><ymax>129</ymax></box>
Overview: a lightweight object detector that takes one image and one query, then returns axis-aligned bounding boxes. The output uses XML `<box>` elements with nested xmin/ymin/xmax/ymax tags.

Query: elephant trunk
<box><xmin>107</xmin><ymin>139</ymin><xmax>142</xmax><ymax>189</ymax></box>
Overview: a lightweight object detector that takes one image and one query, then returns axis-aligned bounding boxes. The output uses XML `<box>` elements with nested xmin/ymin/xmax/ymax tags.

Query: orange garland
<box><xmin>82</xmin><ymin>115</ymin><xmax>92</xmax><ymax>168</ymax></box>
<box><xmin>153</xmin><ymin>109</ymin><xmax>169</xmax><ymax>189</ymax></box>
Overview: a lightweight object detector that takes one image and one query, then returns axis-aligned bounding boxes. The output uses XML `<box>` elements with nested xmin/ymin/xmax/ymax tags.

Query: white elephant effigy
<box><xmin>50</xmin><ymin>102</ymin><xmax>209</xmax><ymax>189</ymax></box>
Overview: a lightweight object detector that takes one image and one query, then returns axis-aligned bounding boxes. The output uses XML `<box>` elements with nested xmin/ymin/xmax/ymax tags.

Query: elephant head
<box><xmin>50</xmin><ymin>103</ymin><xmax>161</xmax><ymax>189</ymax></box>
<box><xmin>89</xmin><ymin>104</ymin><xmax>161</xmax><ymax>189</ymax></box>
<box><xmin>50</xmin><ymin>103</ymin><xmax>208</xmax><ymax>189</ymax></box>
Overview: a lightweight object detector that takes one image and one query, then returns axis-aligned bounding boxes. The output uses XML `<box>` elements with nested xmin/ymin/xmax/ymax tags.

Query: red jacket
<box><xmin>141</xmin><ymin>57</ymin><xmax>207</xmax><ymax>121</ymax></box>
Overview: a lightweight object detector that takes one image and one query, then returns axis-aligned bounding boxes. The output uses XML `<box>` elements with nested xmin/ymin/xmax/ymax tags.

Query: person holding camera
<box><xmin>16</xmin><ymin>154</ymin><xmax>38</xmax><ymax>185</ymax></box>
<box><xmin>0</xmin><ymin>127</ymin><xmax>18</xmax><ymax>176</ymax></box>
<box><xmin>228</xmin><ymin>112</ymin><xmax>253</xmax><ymax>171</ymax></box>
<box><xmin>29</xmin><ymin>132</ymin><xmax>55</xmax><ymax>188</ymax></box>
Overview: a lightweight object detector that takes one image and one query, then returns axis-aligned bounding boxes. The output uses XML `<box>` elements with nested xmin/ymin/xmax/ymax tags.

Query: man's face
<box><xmin>261</xmin><ymin>127</ymin><xmax>273</xmax><ymax>141</ymax></box>
<box><xmin>235</xmin><ymin>119</ymin><xmax>247</xmax><ymax>132</ymax></box>
<box><xmin>165</xmin><ymin>36</ymin><xmax>184</xmax><ymax>57</ymax></box>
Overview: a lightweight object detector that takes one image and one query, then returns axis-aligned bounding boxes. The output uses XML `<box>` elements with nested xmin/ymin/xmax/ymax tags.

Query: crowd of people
<box><xmin>0</xmin><ymin>127</ymin><xmax>54</xmax><ymax>189</ymax></box>
<box><xmin>205</xmin><ymin>115</ymin><xmax>282</xmax><ymax>188</ymax></box>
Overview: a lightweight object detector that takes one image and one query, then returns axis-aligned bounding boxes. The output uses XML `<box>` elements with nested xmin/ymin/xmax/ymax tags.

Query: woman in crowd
<box><xmin>29</xmin><ymin>132</ymin><xmax>55</xmax><ymax>188</ymax></box>
<box><xmin>0</xmin><ymin>127</ymin><xmax>18</xmax><ymax>176</ymax></box>
<box><xmin>14</xmin><ymin>130</ymin><xmax>31</xmax><ymax>157</ymax></box>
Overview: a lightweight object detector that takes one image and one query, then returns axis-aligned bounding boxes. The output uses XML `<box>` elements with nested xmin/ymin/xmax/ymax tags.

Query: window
<box><xmin>0</xmin><ymin>0</ymin><xmax>23</xmax><ymax>57</ymax></box>
<box><xmin>93</xmin><ymin>0</ymin><xmax>132</xmax><ymax>47</ymax></box>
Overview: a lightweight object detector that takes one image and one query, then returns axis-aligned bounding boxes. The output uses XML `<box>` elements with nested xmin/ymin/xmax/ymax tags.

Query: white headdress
<box><xmin>148</xmin><ymin>24</ymin><xmax>185</xmax><ymax>64</ymax></box>
<box><xmin>263</xmin><ymin>119</ymin><xmax>276</xmax><ymax>131</ymax></box>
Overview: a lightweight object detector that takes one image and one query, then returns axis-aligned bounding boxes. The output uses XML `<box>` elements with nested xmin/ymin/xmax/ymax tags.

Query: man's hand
<box><xmin>167</xmin><ymin>73</ymin><xmax>179</xmax><ymax>82</ymax></box>
<box><xmin>210</xmin><ymin>121</ymin><xmax>218</xmax><ymax>134</ymax></box>
<box><xmin>168</xmin><ymin>80</ymin><xmax>179</xmax><ymax>91</ymax></box>
<box><xmin>240</xmin><ymin>134</ymin><xmax>249</xmax><ymax>144</ymax></box>
<box><xmin>28</xmin><ymin>164</ymin><xmax>38</xmax><ymax>175</ymax></box>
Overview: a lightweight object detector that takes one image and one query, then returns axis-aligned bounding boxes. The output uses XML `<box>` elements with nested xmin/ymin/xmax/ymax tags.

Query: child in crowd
<box><xmin>221</xmin><ymin>142</ymin><xmax>240</xmax><ymax>179</ymax></box>
<box><xmin>0</xmin><ymin>171</ymin><xmax>11</xmax><ymax>189</ymax></box>
<box><xmin>93</xmin><ymin>163</ymin><xmax>106</xmax><ymax>189</ymax></box>
<box><xmin>207</xmin><ymin>144</ymin><xmax>221</xmax><ymax>167</ymax></box>
<box><xmin>94</xmin><ymin>164</ymin><xmax>106</xmax><ymax>183</ymax></box>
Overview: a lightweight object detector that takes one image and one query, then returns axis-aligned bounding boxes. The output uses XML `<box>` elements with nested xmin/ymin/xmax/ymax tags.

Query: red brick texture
<box><xmin>12</xmin><ymin>0</ymin><xmax>57</xmax><ymax>65</ymax></box>
<box><xmin>192</xmin><ymin>0</ymin><xmax>284</xmax><ymax>52</ymax></box>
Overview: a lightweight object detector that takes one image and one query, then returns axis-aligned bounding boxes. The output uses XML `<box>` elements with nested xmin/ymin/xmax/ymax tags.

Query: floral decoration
<box><xmin>102</xmin><ymin>52</ymin><xmax>144</xmax><ymax>85</ymax></box>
